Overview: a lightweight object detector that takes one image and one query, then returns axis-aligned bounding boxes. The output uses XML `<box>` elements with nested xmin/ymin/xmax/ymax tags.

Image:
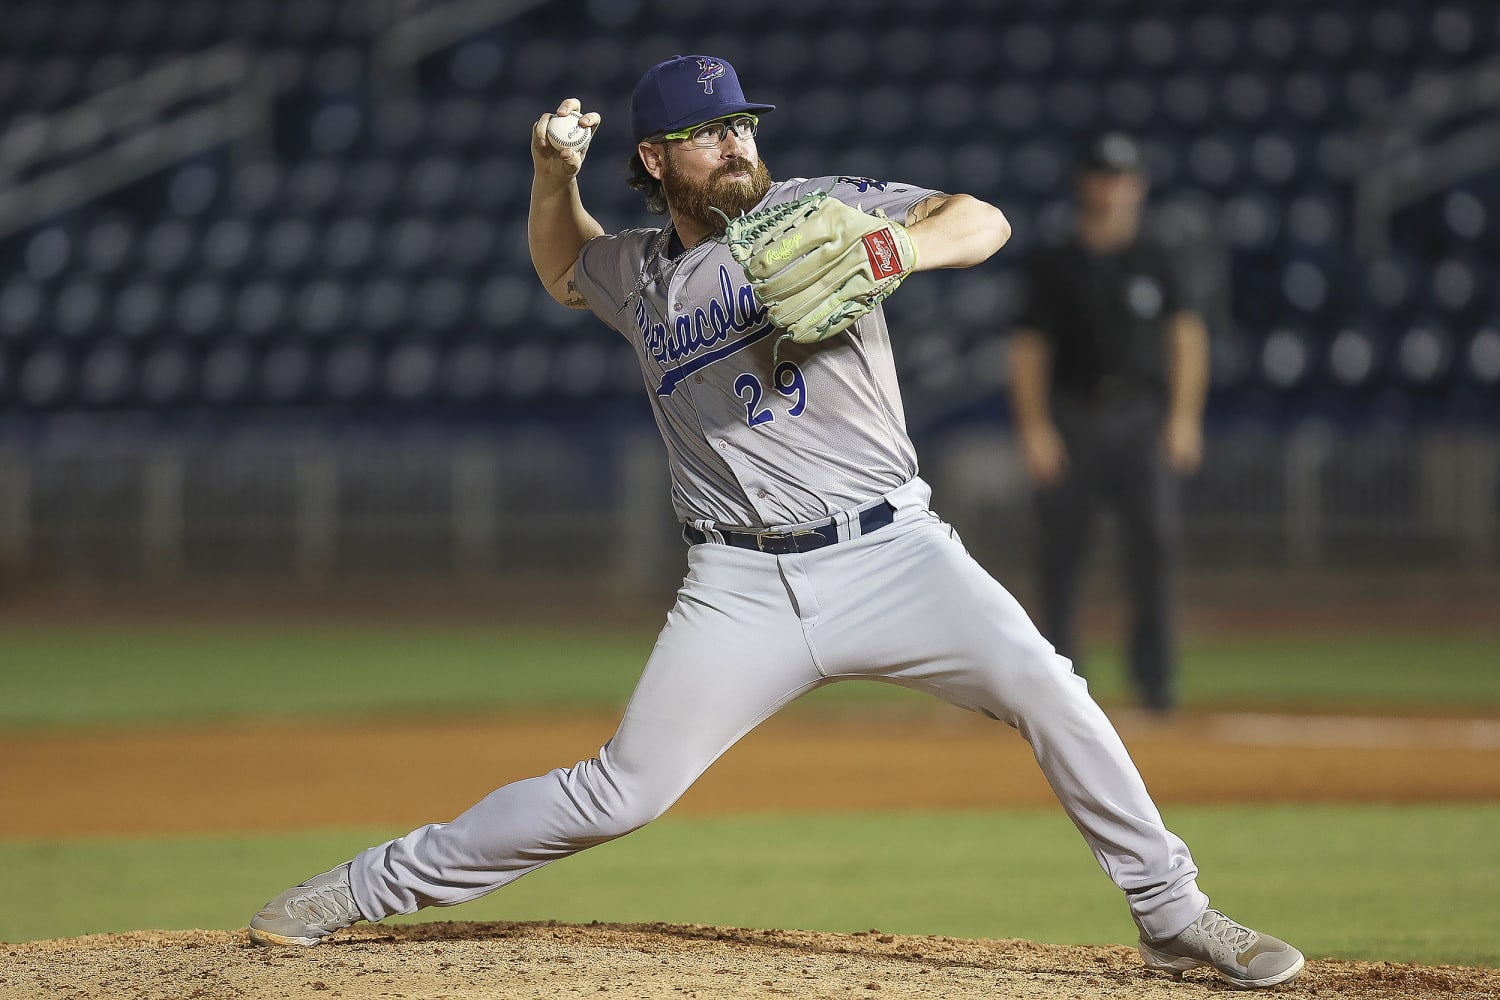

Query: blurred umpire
<box><xmin>1007</xmin><ymin>132</ymin><xmax>1210</xmax><ymax>715</ymax></box>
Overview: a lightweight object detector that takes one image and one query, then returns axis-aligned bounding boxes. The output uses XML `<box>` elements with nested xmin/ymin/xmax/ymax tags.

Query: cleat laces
<box><xmin>285</xmin><ymin>884</ymin><xmax>357</xmax><ymax>928</ymax></box>
<box><xmin>1197</xmin><ymin>910</ymin><xmax>1259</xmax><ymax>954</ymax></box>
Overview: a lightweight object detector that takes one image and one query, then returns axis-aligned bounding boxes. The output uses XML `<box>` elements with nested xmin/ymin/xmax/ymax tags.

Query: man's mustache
<box><xmin>712</xmin><ymin>157</ymin><xmax>755</xmax><ymax>180</ymax></box>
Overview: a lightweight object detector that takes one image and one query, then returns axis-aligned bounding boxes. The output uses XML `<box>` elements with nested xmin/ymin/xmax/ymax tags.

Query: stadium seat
<box><xmin>200</xmin><ymin>218</ymin><xmax>257</xmax><ymax>275</ymax></box>
<box><xmin>1283</xmin><ymin>192</ymin><xmax>1340</xmax><ymax>250</ymax></box>
<box><xmin>875</xmin><ymin>27</ymin><xmax>935</xmax><ymax>81</ymax></box>
<box><xmin>496</xmin><ymin>341</ymin><xmax>551</xmax><ymax>401</ymax></box>
<box><xmin>1363</xmin><ymin>255</ymin><xmax>1417</xmax><ymax>313</ymax></box>
<box><xmin>1185</xmin><ymin>14</ymin><xmax>1238</xmax><ymax>68</ymax></box>
<box><xmin>321</xmin><ymin>216</ymin><xmax>377</xmax><ymax>273</ymax></box>
<box><xmin>1161</xmin><ymin>74</ymin><xmax>1213</xmax><ymax>127</ymax></box>
<box><xmin>175</xmin><ymin>279</ymin><xmax>228</xmax><ymax>338</ymax></box>
<box><xmin>1396</xmin><ymin>322</ymin><xmax>1454</xmax><ymax>388</ymax></box>
<box><xmin>411</xmin><ymin>277</ymin><xmax>468</xmax><ymax>335</ymax></box>
<box><xmin>446</xmin><ymin>39</ymin><xmax>505</xmax><ymax>93</ymax></box>
<box><xmin>233</xmin><ymin>279</ymin><xmax>287</xmax><ymax>339</ymax></box>
<box><xmin>1248</xmin><ymin>132</ymin><xmax>1302</xmax><ymax>187</ymax></box>
<box><xmin>307</xmin><ymin>103</ymin><xmax>363</xmax><ymax>155</ymax></box>
<box><xmin>19</xmin><ymin>346</ymin><xmax>73</xmax><ymax>407</ymax></box>
<box><xmin>324</xmin><ymin>341</ymin><xmax>380</xmax><ymax>401</ymax></box>
<box><xmin>986</xmin><ymin>82</ymin><xmax>1041</xmax><ymax>135</ymax></box>
<box><xmin>202</xmin><ymin>342</ymin><xmax>256</xmax><ymax>403</ymax></box>
<box><xmin>1306</xmin><ymin>9</ymin><xmax>1356</xmax><ymax>64</ymax></box>
<box><xmin>1281</xmin><ymin>71</ymin><xmax>1335</xmax><ymax>125</ymax></box>
<box><xmin>1281</xmin><ymin>259</ymin><xmax>1330</xmax><ymax>315</ymax></box>
<box><xmin>262</xmin><ymin>218</ymin><xmax>317</xmax><ymax>273</ymax></box>
<box><xmin>114</xmin><ymin>281</ymin><xmax>168</xmax><ymax>340</ymax></box>
<box><xmin>1463</xmin><ymin>326</ymin><xmax>1500</xmax><ymax>387</ymax></box>
<box><xmin>54</xmin><ymin>279</ymin><xmax>106</xmax><ymax>340</ymax></box>
<box><xmin>1368</xmin><ymin>8</ymin><xmax>1416</xmax><ymax>60</ymax></box>
<box><xmin>1249</xmin><ymin>13</ymin><xmax>1299</xmax><ymax>64</ymax></box>
<box><xmin>261</xmin><ymin>342</ymin><xmax>315</xmax><ymax>402</ymax></box>
<box><xmin>442</xmin><ymin>341</ymin><xmax>499</xmax><ymax>401</ymax></box>
<box><xmin>0</xmin><ymin>281</ymin><xmax>44</xmax><ymax>341</ymax></box>
<box><xmin>0</xmin><ymin>0</ymin><xmax>1492</xmax><ymax>418</ymax></box>
<box><xmin>1127</xmin><ymin>17</ymin><xmax>1179</xmax><ymax>69</ymax></box>
<box><xmin>554</xmin><ymin>340</ymin><xmax>613</xmax><ymax>398</ymax></box>
<box><xmin>1441</xmin><ymin>188</ymin><xmax>1488</xmax><ymax>246</ymax></box>
<box><xmin>1102</xmin><ymin>77</ymin><xmax>1155</xmax><ymax>129</ymax></box>
<box><xmin>167</xmin><ymin>164</ymin><xmax>222</xmax><ymax>218</ymax></box>
<box><xmin>79</xmin><ymin>343</ymin><xmax>133</xmax><ymax>406</ymax></box>
<box><xmin>382</xmin><ymin>217</ymin><xmax>439</xmax><ymax>273</ymax></box>
<box><xmin>1001</xmin><ymin>22</ymin><xmax>1056</xmax><ymax>76</ymax></box>
<box><xmin>293</xmin><ymin>279</ymin><xmax>349</xmax><ymax>337</ymax></box>
<box><xmin>1183</xmin><ymin>134</ymin><xmax>1242</xmax><ymax>191</ymax></box>
<box><xmin>285</xmin><ymin>159</ymin><xmax>343</xmax><ymax>215</ymax></box>
<box><xmin>1061</xmin><ymin>18</ymin><xmax>1118</xmax><ymax>72</ymax></box>
<box><xmin>441</xmin><ymin>218</ymin><xmax>497</xmax><ymax>276</ymax></box>
<box><xmin>1430</xmin><ymin>257</ymin><xmax>1480</xmax><ymax>317</ymax></box>
<box><xmin>23</xmin><ymin>228</ymin><xmax>72</xmax><ymax>282</ymax></box>
<box><xmin>354</xmin><ymin>276</ymin><xmax>411</xmax><ymax>337</ymax></box>
<box><xmin>139</xmin><ymin>344</ymin><xmax>194</xmax><ymax>406</ymax></box>
<box><xmin>1221</xmin><ymin>190</ymin><xmax>1281</xmax><ymax>250</ymax></box>
<box><xmin>1259</xmin><ymin>327</ymin><xmax>1314</xmax><ymax>390</ymax></box>
<box><xmin>1327</xmin><ymin>327</ymin><xmax>1381</xmax><ymax>389</ymax></box>
<box><xmin>1221</xmin><ymin>72</ymin><xmax>1272</xmax><ymax>125</ymax></box>
<box><xmin>1427</xmin><ymin>5</ymin><xmax>1478</xmax><ymax>60</ymax></box>
<box><xmin>1007</xmin><ymin>140</ymin><xmax>1065</xmax><ymax>196</ymax></box>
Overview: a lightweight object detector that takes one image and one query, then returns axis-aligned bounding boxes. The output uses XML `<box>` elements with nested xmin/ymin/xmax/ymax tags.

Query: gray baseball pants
<box><xmin>348</xmin><ymin>478</ymin><xmax>1209</xmax><ymax>942</ymax></box>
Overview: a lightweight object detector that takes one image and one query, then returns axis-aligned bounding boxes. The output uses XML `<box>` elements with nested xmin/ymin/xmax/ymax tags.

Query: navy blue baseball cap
<box><xmin>630</xmin><ymin>54</ymin><xmax>775</xmax><ymax>142</ymax></box>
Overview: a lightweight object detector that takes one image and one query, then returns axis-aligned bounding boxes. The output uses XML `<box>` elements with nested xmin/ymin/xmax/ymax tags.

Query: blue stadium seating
<box><xmin>0</xmin><ymin>0</ymin><xmax>1496</xmax><ymax>423</ymax></box>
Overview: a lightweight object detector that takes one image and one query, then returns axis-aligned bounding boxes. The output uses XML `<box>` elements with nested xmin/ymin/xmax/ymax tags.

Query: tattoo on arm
<box><xmin>563</xmin><ymin>277</ymin><xmax>588</xmax><ymax>309</ymax></box>
<box><xmin>906</xmin><ymin>194</ymin><xmax>949</xmax><ymax>227</ymax></box>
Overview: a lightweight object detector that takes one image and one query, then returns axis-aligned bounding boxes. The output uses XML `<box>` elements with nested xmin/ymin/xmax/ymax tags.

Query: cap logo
<box><xmin>696</xmin><ymin>58</ymin><xmax>726</xmax><ymax>94</ymax></box>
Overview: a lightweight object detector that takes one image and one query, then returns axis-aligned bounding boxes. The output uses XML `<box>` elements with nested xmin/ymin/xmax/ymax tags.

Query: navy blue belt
<box><xmin>684</xmin><ymin>500</ymin><xmax>897</xmax><ymax>555</ymax></box>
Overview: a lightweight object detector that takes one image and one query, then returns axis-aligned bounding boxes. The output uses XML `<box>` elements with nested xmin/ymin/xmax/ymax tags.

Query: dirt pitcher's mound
<box><xmin>5</xmin><ymin>921</ymin><xmax>1496</xmax><ymax>1000</ymax></box>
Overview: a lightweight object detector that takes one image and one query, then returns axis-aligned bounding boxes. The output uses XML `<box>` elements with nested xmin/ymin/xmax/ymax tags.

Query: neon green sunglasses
<box><xmin>655</xmin><ymin>115</ymin><xmax>759</xmax><ymax>148</ymax></box>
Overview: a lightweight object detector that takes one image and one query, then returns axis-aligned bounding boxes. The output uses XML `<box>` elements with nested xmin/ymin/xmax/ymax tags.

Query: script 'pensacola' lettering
<box><xmin>638</xmin><ymin>264</ymin><xmax>775</xmax><ymax>396</ymax></box>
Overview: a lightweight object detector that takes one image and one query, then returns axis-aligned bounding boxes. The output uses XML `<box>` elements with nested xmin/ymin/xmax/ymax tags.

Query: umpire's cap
<box><xmin>1079</xmin><ymin>132</ymin><xmax>1146</xmax><ymax>175</ymax></box>
<box><xmin>631</xmin><ymin>55</ymin><xmax>775</xmax><ymax>142</ymax></box>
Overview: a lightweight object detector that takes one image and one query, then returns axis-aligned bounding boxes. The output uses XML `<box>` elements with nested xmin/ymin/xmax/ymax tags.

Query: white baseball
<box><xmin>546</xmin><ymin>112</ymin><xmax>592</xmax><ymax>153</ymax></box>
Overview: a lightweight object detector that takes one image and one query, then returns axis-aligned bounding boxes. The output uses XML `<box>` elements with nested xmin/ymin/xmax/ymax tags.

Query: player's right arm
<box><xmin>529</xmin><ymin>99</ymin><xmax>605</xmax><ymax>310</ymax></box>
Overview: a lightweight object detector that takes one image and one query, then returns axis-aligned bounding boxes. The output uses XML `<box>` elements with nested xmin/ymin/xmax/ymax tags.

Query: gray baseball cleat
<box><xmin>248</xmin><ymin>863</ymin><xmax>364</xmax><ymax>946</ymax></box>
<box><xmin>1139</xmin><ymin>908</ymin><xmax>1305</xmax><ymax>989</ymax></box>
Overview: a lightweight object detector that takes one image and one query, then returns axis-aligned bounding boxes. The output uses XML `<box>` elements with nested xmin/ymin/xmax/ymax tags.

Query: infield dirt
<box><xmin>5</xmin><ymin>708</ymin><xmax>1500</xmax><ymax>837</ymax></box>
<box><xmin>4</xmin><ymin>706</ymin><xmax>1499</xmax><ymax>998</ymax></box>
<box><xmin>6</xmin><ymin>921</ymin><xmax>1498</xmax><ymax>1000</ymax></box>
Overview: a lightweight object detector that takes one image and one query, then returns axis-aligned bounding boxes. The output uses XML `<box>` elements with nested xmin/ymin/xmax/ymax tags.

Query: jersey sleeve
<box><xmin>781</xmin><ymin>175</ymin><xmax>941</xmax><ymax>226</ymax></box>
<box><xmin>574</xmin><ymin>228</ymin><xmax>660</xmax><ymax>337</ymax></box>
<box><xmin>1155</xmin><ymin>244</ymin><xmax>1188</xmax><ymax>317</ymax></box>
<box><xmin>1015</xmin><ymin>247</ymin><xmax>1064</xmax><ymax>340</ymax></box>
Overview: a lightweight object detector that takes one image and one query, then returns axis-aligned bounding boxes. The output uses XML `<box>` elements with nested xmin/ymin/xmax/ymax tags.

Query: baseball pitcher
<box><xmin>248</xmin><ymin>54</ymin><xmax>1304</xmax><ymax>991</ymax></box>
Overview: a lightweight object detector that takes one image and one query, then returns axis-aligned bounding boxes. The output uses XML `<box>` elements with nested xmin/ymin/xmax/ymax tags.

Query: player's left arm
<box><xmin>903</xmin><ymin>194</ymin><xmax>1011</xmax><ymax>271</ymax></box>
<box><xmin>1163</xmin><ymin>310</ymin><xmax>1210</xmax><ymax>474</ymax></box>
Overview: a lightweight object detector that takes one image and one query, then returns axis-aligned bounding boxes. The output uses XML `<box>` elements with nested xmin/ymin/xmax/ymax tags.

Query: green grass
<box><xmin>2</xmin><ymin>622</ymin><xmax>1498</xmax><ymax>728</ymax></box>
<box><xmin>2</xmin><ymin>805</ymin><xmax>1496</xmax><ymax>966</ymax></box>
<box><xmin>0</xmin><ymin>623</ymin><xmax>658</xmax><ymax>727</ymax></box>
<box><xmin>1096</xmin><ymin>631</ymin><xmax>1500</xmax><ymax>709</ymax></box>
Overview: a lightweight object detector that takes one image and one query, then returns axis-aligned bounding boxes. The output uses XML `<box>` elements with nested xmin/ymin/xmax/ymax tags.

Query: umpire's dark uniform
<box><xmin>1013</xmin><ymin>202</ymin><xmax>1193</xmax><ymax>713</ymax></box>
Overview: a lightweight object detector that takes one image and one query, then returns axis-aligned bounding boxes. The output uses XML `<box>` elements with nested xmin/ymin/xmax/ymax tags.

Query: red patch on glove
<box><xmin>862</xmin><ymin>228</ymin><xmax>904</xmax><ymax>280</ymax></box>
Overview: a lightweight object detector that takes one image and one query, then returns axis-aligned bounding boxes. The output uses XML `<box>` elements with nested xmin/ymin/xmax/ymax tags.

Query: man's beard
<box><xmin>662</xmin><ymin>154</ymin><xmax>774</xmax><ymax>234</ymax></box>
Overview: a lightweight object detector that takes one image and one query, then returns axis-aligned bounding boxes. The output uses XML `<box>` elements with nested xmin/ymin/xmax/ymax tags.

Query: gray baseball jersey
<box><xmin>575</xmin><ymin>176</ymin><xmax>929</xmax><ymax>529</ymax></box>
<box><xmin>343</xmin><ymin>173</ymin><xmax>1212</xmax><ymax>949</ymax></box>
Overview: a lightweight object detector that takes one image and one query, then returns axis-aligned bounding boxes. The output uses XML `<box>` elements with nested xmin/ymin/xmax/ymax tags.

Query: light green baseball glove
<box><xmin>719</xmin><ymin>189</ymin><xmax>918</xmax><ymax>344</ymax></box>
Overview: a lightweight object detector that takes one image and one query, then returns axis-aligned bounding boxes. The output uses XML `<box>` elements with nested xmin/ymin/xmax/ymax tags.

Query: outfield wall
<box><xmin>0</xmin><ymin>423</ymin><xmax>1494</xmax><ymax>594</ymax></box>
